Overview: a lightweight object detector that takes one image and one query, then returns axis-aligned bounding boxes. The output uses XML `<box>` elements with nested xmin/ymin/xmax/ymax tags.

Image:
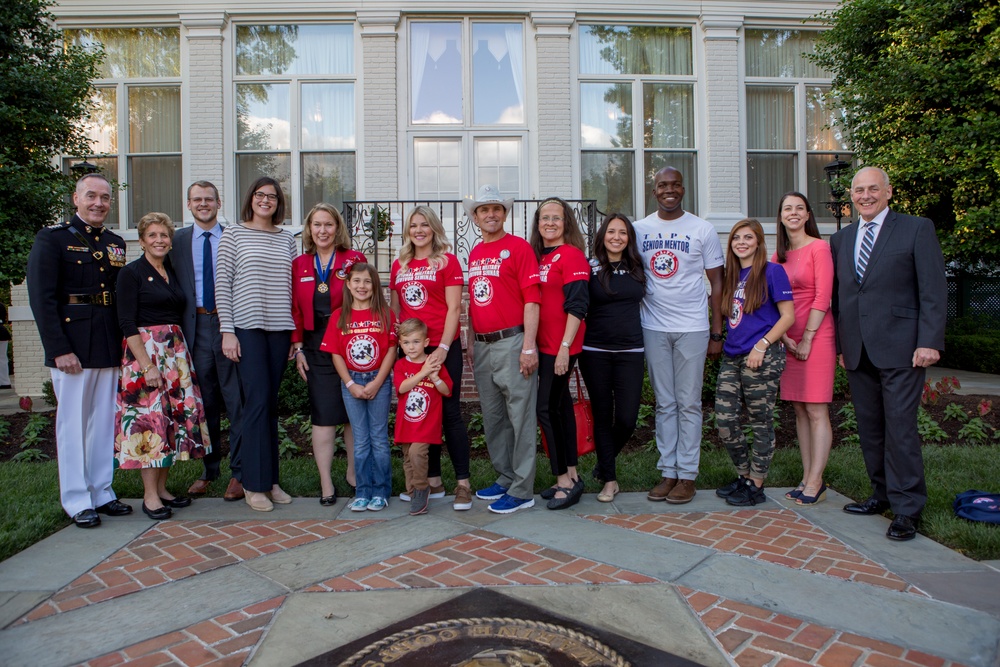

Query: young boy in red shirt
<box><xmin>394</xmin><ymin>318</ymin><xmax>453</xmax><ymax>515</ymax></box>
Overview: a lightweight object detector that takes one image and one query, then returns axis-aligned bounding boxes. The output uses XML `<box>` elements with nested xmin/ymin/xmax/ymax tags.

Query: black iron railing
<box><xmin>342</xmin><ymin>199</ymin><xmax>601</xmax><ymax>275</ymax></box>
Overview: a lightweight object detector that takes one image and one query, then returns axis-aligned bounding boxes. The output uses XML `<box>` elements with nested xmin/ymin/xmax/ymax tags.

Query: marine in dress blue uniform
<box><xmin>26</xmin><ymin>174</ymin><xmax>134</xmax><ymax>527</ymax></box>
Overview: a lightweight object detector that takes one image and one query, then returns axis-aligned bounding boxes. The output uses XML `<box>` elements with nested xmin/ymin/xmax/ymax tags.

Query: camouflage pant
<box><xmin>714</xmin><ymin>345</ymin><xmax>785</xmax><ymax>480</ymax></box>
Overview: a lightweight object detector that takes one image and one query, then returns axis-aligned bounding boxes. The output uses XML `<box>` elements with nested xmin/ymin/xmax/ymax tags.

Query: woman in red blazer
<box><xmin>291</xmin><ymin>203</ymin><xmax>366</xmax><ymax>504</ymax></box>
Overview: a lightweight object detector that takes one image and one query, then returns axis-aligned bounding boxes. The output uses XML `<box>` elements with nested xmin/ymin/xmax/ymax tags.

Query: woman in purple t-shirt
<box><xmin>714</xmin><ymin>219</ymin><xmax>795</xmax><ymax>507</ymax></box>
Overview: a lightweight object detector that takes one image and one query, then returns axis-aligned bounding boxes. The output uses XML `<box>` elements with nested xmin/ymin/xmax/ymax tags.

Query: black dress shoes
<box><xmin>160</xmin><ymin>495</ymin><xmax>192</xmax><ymax>508</ymax></box>
<box><xmin>72</xmin><ymin>509</ymin><xmax>101</xmax><ymax>528</ymax></box>
<box><xmin>842</xmin><ymin>497</ymin><xmax>891</xmax><ymax>516</ymax></box>
<box><xmin>96</xmin><ymin>499</ymin><xmax>133</xmax><ymax>516</ymax></box>
<box><xmin>142</xmin><ymin>503</ymin><xmax>173</xmax><ymax>520</ymax></box>
<box><xmin>887</xmin><ymin>514</ymin><xmax>919</xmax><ymax>541</ymax></box>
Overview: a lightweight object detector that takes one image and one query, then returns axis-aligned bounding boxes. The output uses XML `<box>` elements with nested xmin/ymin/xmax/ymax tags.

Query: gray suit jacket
<box><xmin>830</xmin><ymin>209</ymin><xmax>947</xmax><ymax>370</ymax></box>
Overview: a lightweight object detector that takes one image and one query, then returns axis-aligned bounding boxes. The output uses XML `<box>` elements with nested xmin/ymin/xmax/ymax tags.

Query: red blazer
<box><xmin>291</xmin><ymin>249</ymin><xmax>366</xmax><ymax>343</ymax></box>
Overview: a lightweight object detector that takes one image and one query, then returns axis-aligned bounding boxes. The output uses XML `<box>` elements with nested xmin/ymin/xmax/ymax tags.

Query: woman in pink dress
<box><xmin>772</xmin><ymin>192</ymin><xmax>835</xmax><ymax>505</ymax></box>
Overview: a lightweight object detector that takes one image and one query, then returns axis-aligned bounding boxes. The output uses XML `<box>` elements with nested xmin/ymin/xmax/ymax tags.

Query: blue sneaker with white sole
<box><xmin>488</xmin><ymin>494</ymin><xmax>534</xmax><ymax>514</ymax></box>
<box><xmin>476</xmin><ymin>483</ymin><xmax>508</xmax><ymax>500</ymax></box>
<box><xmin>367</xmin><ymin>496</ymin><xmax>388</xmax><ymax>511</ymax></box>
<box><xmin>349</xmin><ymin>497</ymin><xmax>369</xmax><ymax>512</ymax></box>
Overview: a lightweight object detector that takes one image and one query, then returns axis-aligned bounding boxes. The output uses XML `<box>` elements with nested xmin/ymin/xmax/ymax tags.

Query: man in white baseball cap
<box><xmin>465</xmin><ymin>185</ymin><xmax>541</xmax><ymax>514</ymax></box>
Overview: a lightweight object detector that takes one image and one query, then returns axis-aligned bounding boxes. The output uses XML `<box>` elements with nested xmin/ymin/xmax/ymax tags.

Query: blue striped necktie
<box><xmin>856</xmin><ymin>221</ymin><xmax>876</xmax><ymax>284</ymax></box>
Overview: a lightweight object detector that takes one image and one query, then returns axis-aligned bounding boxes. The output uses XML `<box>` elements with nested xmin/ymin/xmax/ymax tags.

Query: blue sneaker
<box><xmin>349</xmin><ymin>497</ymin><xmax>369</xmax><ymax>512</ymax></box>
<box><xmin>476</xmin><ymin>483</ymin><xmax>508</xmax><ymax>500</ymax></box>
<box><xmin>367</xmin><ymin>496</ymin><xmax>388</xmax><ymax>511</ymax></box>
<box><xmin>488</xmin><ymin>494</ymin><xmax>535</xmax><ymax>514</ymax></box>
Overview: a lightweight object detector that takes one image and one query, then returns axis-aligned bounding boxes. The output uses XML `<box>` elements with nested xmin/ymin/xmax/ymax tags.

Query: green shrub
<box><xmin>41</xmin><ymin>380</ymin><xmax>57</xmax><ymax>407</ymax></box>
<box><xmin>940</xmin><ymin>333</ymin><xmax>1000</xmax><ymax>374</ymax></box>
<box><xmin>277</xmin><ymin>360</ymin><xmax>309</xmax><ymax>415</ymax></box>
<box><xmin>833</xmin><ymin>365</ymin><xmax>850</xmax><ymax>400</ymax></box>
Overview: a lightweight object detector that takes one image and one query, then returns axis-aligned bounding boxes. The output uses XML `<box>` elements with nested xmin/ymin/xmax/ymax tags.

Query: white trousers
<box><xmin>0</xmin><ymin>342</ymin><xmax>10</xmax><ymax>386</ymax></box>
<box><xmin>51</xmin><ymin>367</ymin><xmax>118</xmax><ymax>516</ymax></box>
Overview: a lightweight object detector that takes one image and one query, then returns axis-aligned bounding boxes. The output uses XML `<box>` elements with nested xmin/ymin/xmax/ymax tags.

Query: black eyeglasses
<box><xmin>253</xmin><ymin>191</ymin><xmax>278</xmax><ymax>202</ymax></box>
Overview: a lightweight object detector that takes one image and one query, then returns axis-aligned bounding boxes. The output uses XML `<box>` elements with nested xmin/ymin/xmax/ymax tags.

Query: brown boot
<box><xmin>224</xmin><ymin>478</ymin><xmax>245</xmax><ymax>501</ymax></box>
<box><xmin>666</xmin><ymin>479</ymin><xmax>696</xmax><ymax>504</ymax></box>
<box><xmin>648</xmin><ymin>477</ymin><xmax>678</xmax><ymax>501</ymax></box>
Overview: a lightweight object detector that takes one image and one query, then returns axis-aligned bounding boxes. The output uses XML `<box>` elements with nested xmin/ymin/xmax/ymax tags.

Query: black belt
<box><xmin>196</xmin><ymin>307</ymin><xmax>217</xmax><ymax>315</ymax></box>
<box><xmin>66</xmin><ymin>292</ymin><xmax>114</xmax><ymax>306</ymax></box>
<box><xmin>474</xmin><ymin>325</ymin><xmax>524</xmax><ymax>343</ymax></box>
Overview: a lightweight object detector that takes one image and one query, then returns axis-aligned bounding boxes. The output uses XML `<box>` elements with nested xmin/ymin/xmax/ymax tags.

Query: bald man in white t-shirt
<box><xmin>634</xmin><ymin>167</ymin><xmax>725</xmax><ymax>504</ymax></box>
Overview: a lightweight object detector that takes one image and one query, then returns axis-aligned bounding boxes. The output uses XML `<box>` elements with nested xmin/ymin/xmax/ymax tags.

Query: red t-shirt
<box><xmin>392</xmin><ymin>357</ymin><xmax>453</xmax><ymax>445</ymax></box>
<box><xmin>467</xmin><ymin>233</ymin><xmax>541</xmax><ymax>334</ymax></box>
<box><xmin>390</xmin><ymin>253</ymin><xmax>464</xmax><ymax>346</ymax></box>
<box><xmin>320</xmin><ymin>308</ymin><xmax>397</xmax><ymax>372</ymax></box>
<box><xmin>538</xmin><ymin>245</ymin><xmax>590</xmax><ymax>355</ymax></box>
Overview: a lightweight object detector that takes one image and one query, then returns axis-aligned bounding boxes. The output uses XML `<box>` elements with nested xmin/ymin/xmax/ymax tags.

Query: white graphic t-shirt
<box><xmin>634</xmin><ymin>211</ymin><xmax>724</xmax><ymax>332</ymax></box>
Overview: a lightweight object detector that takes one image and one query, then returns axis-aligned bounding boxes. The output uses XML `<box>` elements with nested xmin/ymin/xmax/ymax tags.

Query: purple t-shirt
<box><xmin>724</xmin><ymin>262</ymin><xmax>793</xmax><ymax>356</ymax></box>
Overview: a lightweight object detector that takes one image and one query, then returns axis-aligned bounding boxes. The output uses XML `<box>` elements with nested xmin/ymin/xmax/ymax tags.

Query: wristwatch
<box><xmin>710</xmin><ymin>332</ymin><xmax>724</xmax><ymax>342</ymax></box>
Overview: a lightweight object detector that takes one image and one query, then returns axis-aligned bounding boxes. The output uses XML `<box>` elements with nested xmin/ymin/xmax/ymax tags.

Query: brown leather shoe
<box><xmin>224</xmin><ymin>478</ymin><xmax>245</xmax><ymax>501</ymax></box>
<box><xmin>188</xmin><ymin>479</ymin><xmax>211</xmax><ymax>496</ymax></box>
<box><xmin>648</xmin><ymin>477</ymin><xmax>678</xmax><ymax>501</ymax></box>
<box><xmin>666</xmin><ymin>479</ymin><xmax>696</xmax><ymax>504</ymax></box>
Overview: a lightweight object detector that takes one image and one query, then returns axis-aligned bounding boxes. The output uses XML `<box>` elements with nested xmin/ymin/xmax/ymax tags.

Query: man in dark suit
<box><xmin>830</xmin><ymin>166</ymin><xmax>947</xmax><ymax>541</ymax></box>
<box><xmin>171</xmin><ymin>181</ymin><xmax>244</xmax><ymax>500</ymax></box>
<box><xmin>27</xmin><ymin>173</ymin><xmax>133</xmax><ymax>527</ymax></box>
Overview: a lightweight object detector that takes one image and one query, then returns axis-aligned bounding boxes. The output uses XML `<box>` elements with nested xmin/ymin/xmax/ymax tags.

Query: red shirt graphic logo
<box><xmin>471</xmin><ymin>276</ymin><xmax>493</xmax><ymax>306</ymax></box>
<box><xmin>347</xmin><ymin>335</ymin><xmax>380</xmax><ymax>371</ymax></box>
<box><xmin>403</xmin><ymin>386</ymin><xmax>431</xmax><ymax>423</ymax></box>
<box><xmin>401</xmin><ymin>281</ymin><xmax>428</xmax><ymax>309</ymax></box>
<box><xmin>650</xmin><ymin>250</ymin><xmax>679</xmax><ymax>279</ymax></box>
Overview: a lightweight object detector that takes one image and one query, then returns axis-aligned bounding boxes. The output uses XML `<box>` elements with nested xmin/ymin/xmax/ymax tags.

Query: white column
<box><xmin>180</xmin><ymin>12</ymin><xmax>229</xmax><ymax>206</ymax></box>
<box><xmin>358</xmin><ymin>10</ymin><xmax>401</xmax><ymax>200</ymax></box>
<box><xmin>531</xmin><ymin>12</ymin><xmax>576</xmax><ymax>198</ymax></box>
<box><xmin>700</xmin><ymin>14</ymin><xmax>745</xmax><ymax>229</ymax></box>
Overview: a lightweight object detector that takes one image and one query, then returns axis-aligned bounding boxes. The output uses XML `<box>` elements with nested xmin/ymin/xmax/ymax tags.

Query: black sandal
<box><xmin>319</xmin><ymin>494</ymin><xmax>337</xmax><ymax>506</ymax></box>
<box><xmin>546</xmin><ymin>486</ymin><xmax>579</xmax><ymax>510</ymax></box>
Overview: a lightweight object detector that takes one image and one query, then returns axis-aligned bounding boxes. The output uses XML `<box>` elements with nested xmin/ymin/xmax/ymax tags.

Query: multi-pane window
<box><xmin>66</xmin><ymin>28</ymin><xmax>181</xmax><ymax>229</ymax></box>
<box><xmin>745</xmin><ymin>29</ymin><xmax>851</xmax><ymax>220</ymax></box>
<box><xmin>235</xmin><ymin>24</ymin><xmax>356</xmax><ymax>222</ymax></box>
<box><xmin>409</xmin><ymin>20</ymin><xmax>526</xmax><ymax>202</ymax></box>
<box><xmin>579</xmin><ymin>25</ymin><xmax>696</xmax><ymax>219</ymax></box>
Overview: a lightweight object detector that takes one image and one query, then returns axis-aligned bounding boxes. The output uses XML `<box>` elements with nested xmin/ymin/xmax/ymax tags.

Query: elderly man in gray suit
<box><xmin>830</xmin><ymin>166</ymin><xmax>947</xmax><ymax>541</ymax></box>
<box><xmin>170</xmin><ymin>181</ymin><xmax>244</xmax><ymax>501</ymax></box>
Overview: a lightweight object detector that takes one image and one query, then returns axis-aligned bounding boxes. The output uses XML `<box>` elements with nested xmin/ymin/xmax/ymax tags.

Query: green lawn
<box><xmin>2</xmin><ymin>442</ymin><xmax>998</xmax><ymax>563</ymax></box>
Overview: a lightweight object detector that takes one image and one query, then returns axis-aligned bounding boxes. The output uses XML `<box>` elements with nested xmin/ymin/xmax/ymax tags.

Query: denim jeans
<box><xmin>341</xmin><ymin>369</ymin><xmax>392</xmax><ymax>500</ymax></box>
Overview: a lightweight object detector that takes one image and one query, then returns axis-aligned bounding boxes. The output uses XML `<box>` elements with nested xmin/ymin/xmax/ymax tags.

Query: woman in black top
<box><xmin>579</xmin><ymin>213</ymin><xmax>647</xmax><ymax>502</ymax></box>
<box><xmin>115</xmin><ymin>213</ymin><xmax>210</xmax><ymax>520</ymax></box>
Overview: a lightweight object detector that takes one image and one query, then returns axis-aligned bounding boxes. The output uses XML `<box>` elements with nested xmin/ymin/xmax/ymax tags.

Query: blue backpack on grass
<box><xmin>953</xmin><ymin>490</ymin><xmax>1000</xmax><ymax>525</ymax></box>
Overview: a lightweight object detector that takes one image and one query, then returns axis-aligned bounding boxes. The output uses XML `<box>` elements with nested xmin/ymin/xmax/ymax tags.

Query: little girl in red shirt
<box><xmin>321</xmin><ymin>263</ymin><xmax>397</xmax><ymax>511</ymax></box>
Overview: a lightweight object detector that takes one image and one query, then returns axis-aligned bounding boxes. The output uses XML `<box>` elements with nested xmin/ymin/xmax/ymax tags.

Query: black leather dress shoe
<box><xmin>887</xmin><ymin>514</ymin><xmax>919</xmax><ymax>541</ymax></box>
<box><xmin>142</xmin><ymin>503</ymin><xmax>172</xmax><ymax>520</ymax></box>
<box><xmin>160</xmin><ymin>495</ymin><xmax>192</xmax><ymax>508</ymax></box>
<box><xmin>96</xmin><ymin>499</ymin><xmax>133</xmax><ymax>516</ymax></box>
<box><xmin>842</xmin><ymin>497</ymin><xmax>891</xmax><ymax>516</ymax></box>
<box><xmin>72</xmin><ymin>509</ymin><xmax>101</xmax><ymax>528</ymax></box>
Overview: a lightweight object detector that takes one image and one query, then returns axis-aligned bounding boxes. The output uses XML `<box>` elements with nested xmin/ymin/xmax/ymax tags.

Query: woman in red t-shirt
<box><xmin>290</xmin><ymin>203</ymin><xmax>366</xmax><ymax>505</ymax></box>
<box><xmin>529</xmin><ymin>198</ymin><xmax>590</xmax><ymax>510</ymax></box>
<box><xmin>390</xmin><ymin>206</ymin><xmax>472</xmax><ymax>511</ymax></box>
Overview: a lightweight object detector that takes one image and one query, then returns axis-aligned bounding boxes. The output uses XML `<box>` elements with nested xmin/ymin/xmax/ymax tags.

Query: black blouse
<box><xmin>583</xmin><ymin>264</ymin><xmax>645</xmax><ymax>350</ymax></box>
<box><xmin>116</xmin><ymin>255</ymin><xmax>186</xmax><ymax>338</ymax></box>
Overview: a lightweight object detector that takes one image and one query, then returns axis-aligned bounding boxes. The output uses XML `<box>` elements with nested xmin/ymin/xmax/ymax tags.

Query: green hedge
<box><xmin>940</xmin><ymin>333</ymin><xmax>1000</xmax><ymax>374</ymax></box>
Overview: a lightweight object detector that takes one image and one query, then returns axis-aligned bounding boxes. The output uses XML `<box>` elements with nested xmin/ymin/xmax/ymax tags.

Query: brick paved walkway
<box><xmin>1</xmin><ymin>493</ymin><xmax>996</xmax><ymax>667</ymax></box>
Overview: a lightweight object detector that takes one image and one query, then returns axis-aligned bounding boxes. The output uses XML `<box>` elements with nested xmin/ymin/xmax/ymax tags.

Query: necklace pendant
<box><xmin>317</xmin><ymin>282</ymin><xmax>329</xmax><ymax>293</ymax></box>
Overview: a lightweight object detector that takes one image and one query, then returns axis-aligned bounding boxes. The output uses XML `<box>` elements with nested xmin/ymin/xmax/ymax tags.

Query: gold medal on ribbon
<box><xmin>317</xmin><ymin>282</ymin><xmax>329</xmax><ymax>293</ymax></box>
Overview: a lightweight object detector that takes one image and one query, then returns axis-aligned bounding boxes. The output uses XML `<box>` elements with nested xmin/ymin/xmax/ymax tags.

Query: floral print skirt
<box><xmin>115</xmin><ymin>324</ymin><xmax>211</xmax><ymax>469</ymax></box>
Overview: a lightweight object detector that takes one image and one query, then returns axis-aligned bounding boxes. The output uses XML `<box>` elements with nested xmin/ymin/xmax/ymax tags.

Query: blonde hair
<box><xmin>397</xmin><ymin>317</ymin><xmax>428</xmax><ymax>339</ymax></box>
<box><xmin>398</xmin><ymin>206</ymin><xmax>451</xmax><ymax>271</ymax></box>
<box><xmin>302</xmin><ymin>203</ymin><xmax>350</xmax><ymax>254</ymax></box>
<box><xmin>137</xmin><ymin>212</ymin><xmax>175</xmax><ymax>241</ymax></box>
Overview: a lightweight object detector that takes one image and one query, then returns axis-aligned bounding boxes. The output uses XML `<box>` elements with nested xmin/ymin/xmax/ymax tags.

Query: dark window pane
<box><xmin>128</xmin><ymin>155</ymin><xmax>182</xmax><ymax>228</ymax></box>
<box><xmin>236</xmin><ymin>153</ymin><xmax>292</xmax><ymax>222</ymax></box>
<box><xmin>582</xmin><ymin>151</ymin><xmax>634</xmax><ymax>219</ymax></box>
<box><xmin>747</xmin><ymin>153</ymin><xmax>795</xmax><ymax>219</ymax></box>
<box><xmin>301</xmin><ymin>153</ymin><xmax>356</xmax><ymax>212</ymax></box>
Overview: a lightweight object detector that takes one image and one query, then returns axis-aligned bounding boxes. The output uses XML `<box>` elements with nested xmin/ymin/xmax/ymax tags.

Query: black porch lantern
<box><xmin>70</xmin><ymin>159</ymin><xmax>100</xmax><ymax>176</ymax></box>
<box><xmin>823</xmin><ymin>154</ymin><xmax>851</xmax><ymax>230</ymax></box>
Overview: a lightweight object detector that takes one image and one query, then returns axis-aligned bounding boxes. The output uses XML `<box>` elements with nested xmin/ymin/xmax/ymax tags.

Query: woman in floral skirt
<box><xmin>115</xmin><ymin>212</ymin><xmax>210</xmax><ymax>520</ymax></box>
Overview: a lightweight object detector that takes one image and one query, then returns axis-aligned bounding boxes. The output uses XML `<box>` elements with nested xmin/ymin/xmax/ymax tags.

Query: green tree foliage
<box><xmin>0</xmin><ymin>0</ymin><xmax>102</xmax><ymax>287</ymax></box>
<box><xmin>813</xmin><ymin>0</ymin><xmax>1000</xmax><ymax>269</ymax></box>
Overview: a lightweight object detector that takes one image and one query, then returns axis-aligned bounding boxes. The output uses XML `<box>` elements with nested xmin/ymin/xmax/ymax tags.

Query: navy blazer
<box><xmin>830</xmin><ymin>209</ymin><xmax>947</xmax><ymax>370</ymax></box>
<box><xmin>170</xmin><ymin>224</ymin><xmax>223</xmax><ymax>347</ymax></box>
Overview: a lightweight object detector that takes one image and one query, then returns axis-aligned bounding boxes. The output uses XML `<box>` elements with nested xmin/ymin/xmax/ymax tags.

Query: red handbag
<box><xmin>540</xmin><ymin>369</ymin><xmax>595</xmax><ymax>457</ymax></box>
